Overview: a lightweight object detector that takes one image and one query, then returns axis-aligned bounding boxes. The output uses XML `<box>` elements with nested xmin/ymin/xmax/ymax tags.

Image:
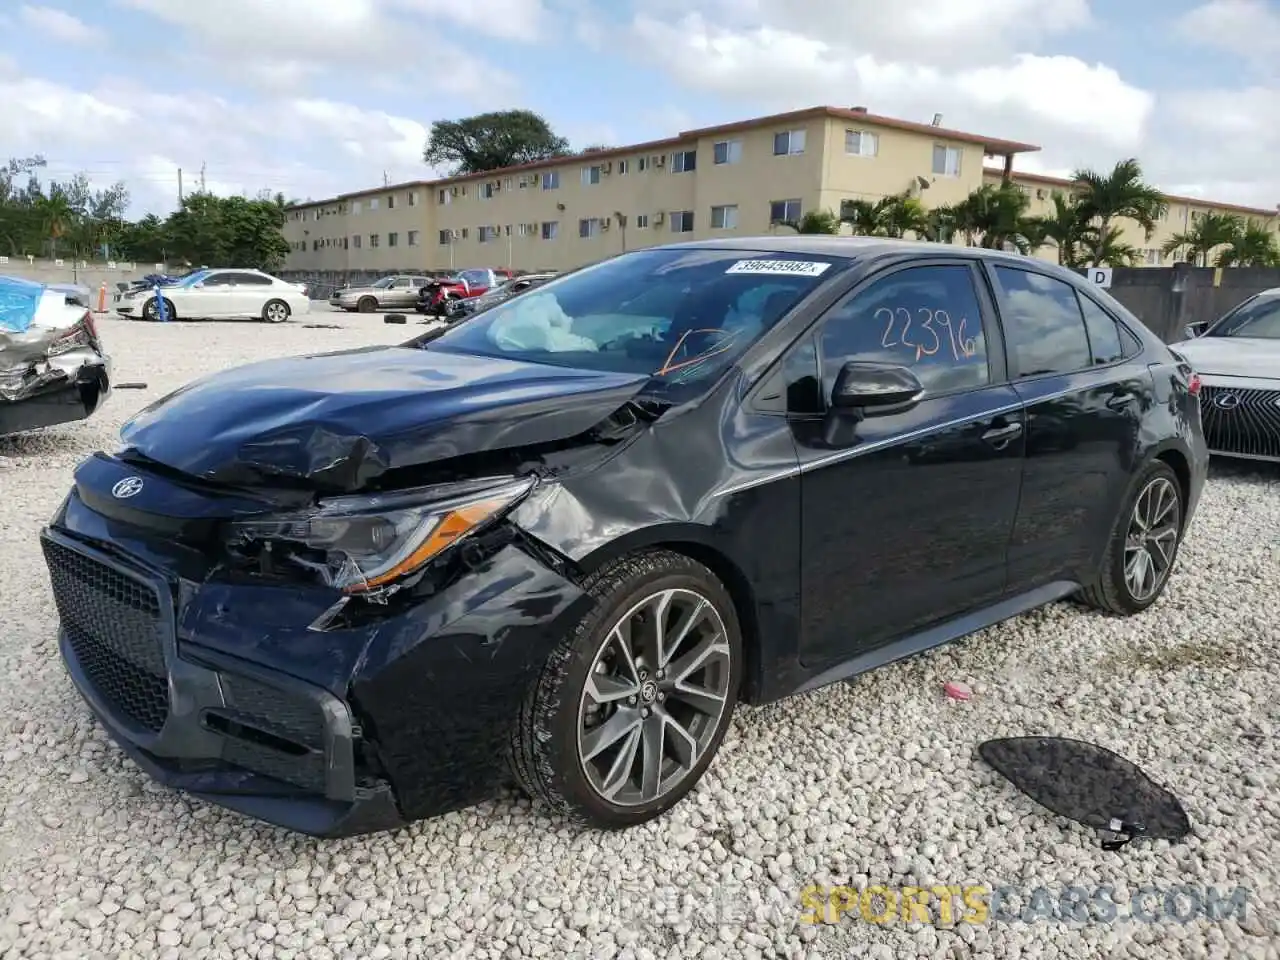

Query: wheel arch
<box><xmin>1149</xmin><ymin>443</ymin><xmax>1192</xmax><ymax>530</ymax></box>
<box><xmin>575</xmin><ymin>525</ymin><xmax>764</xmax><ymax>704</ymax></box>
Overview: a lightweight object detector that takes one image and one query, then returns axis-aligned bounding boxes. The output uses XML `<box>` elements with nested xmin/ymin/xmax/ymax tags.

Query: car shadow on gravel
<box><xmin>0</xmin><ymin>429</ymin><xmax>87</xmax><ymax>458</ymax></box>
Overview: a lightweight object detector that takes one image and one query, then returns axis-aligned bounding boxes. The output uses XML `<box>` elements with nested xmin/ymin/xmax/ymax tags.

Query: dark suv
<box><xmin>41</xmin><ymin>238</ymin><xmax>1208</xmax><ymax>837</ymax></box>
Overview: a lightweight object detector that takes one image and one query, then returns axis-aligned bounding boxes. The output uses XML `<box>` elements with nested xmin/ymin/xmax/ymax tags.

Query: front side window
<box><xmin>818</xmin><ymin>264</ymin><xmax>990</xmax><ymax>395</ymax></box>
<box><xmin>426</xmin><ymin>248</ymin><xmax>847</xmax><ymax>398</ymax></box>
<box><xmin>1206</xmin><ymin>294</ymin><xmax>1280</xmax><ymax>339</ymax></box>
<box><xmin>993</xmin><ymin>267</ymin><xmax>1091</xmax><ymax>377</ymax></box>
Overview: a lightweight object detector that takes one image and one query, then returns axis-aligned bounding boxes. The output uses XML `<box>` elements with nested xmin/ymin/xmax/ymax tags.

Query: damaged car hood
<box><xmin>1</xmin><ymin>276</ymin><xmax>108</xmax><ymax>405</ymax></box>
<box><xmin>119</xmin><ymin>345</ymin><xmax>650</xmax><ymax>491</ymax></box>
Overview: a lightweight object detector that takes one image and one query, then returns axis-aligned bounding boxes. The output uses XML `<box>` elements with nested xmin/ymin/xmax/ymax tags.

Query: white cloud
<box><xmin>18</xmin><ymin>5</ymin><xmax>101</xmax><ymax>45</ymax></box>
<box><xmin>117</xmin><ymin>0</ymin><xmax>532</xmax><ymax>95</ymax></box>
<box><xmin>0</xmin><ymin>70</ymin><xmax>436</xmax><ymax>215</ymax></box>
<box><xmin>1175</xmin><ymin>0</ymin><xmax>1280</xmax><ymax>66</ymax></box>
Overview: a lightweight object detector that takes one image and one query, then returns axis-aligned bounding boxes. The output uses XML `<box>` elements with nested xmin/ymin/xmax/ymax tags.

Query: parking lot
<box><xmin>1</xmin><ymin>311</ymin><xmax>1277</xmax><ymax>960</ymax></box>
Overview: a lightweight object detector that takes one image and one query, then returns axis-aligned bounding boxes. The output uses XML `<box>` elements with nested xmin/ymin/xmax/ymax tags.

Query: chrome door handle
<box><xmin>981</xmin><ymin>421</ymin><xmax>1024</xmax><ymax>446</ymax></box>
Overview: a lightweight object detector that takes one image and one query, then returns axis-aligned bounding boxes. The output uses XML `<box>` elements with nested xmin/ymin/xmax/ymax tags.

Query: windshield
<box><xmin>177</xmin><ymin>270</ymin><xmax>211</xmax><ymax>287</ymax></box>
<box><xmin>426</xmin><ymin>248</ymin><xmax>845</xmax><ymax>394</ymax></box>
<box><xmin>369</xmin><ymin>276</ymin><xmax>398</xmax><ymax>289</ymax></box>
<box><xmin>1206</xmin><ymin>294</ymin><xmax>1280</xmax><ymax>339</ymax></box>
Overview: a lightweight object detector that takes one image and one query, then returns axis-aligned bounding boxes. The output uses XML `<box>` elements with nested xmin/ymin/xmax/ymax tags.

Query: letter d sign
<box><xmin>1089</xmin><ymin>267</ymin><xmax>1113</xmax><ymax>289</ymax></box>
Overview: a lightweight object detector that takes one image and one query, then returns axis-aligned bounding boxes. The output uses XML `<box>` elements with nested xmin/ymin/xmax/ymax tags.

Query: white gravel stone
<box><xmin>0</xmin><ymin>312</ymin><xmax>1277</xmax><ymax>959</ymax></box>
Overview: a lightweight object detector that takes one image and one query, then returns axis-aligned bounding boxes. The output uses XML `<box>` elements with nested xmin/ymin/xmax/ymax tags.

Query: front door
<box><xmin>984</xmin><ymin>265</ymin><xmax>1151</xmax><ymax>591</ymax></box>
<box><xmin>793</xmin><ymin>261</ymin><xmax>1025</xmax><ymax>668</ymax></box>
<box><xmin>185</xmin><ymin>272</ymin><xmax>232</xmax><ymax>317</ymax></box>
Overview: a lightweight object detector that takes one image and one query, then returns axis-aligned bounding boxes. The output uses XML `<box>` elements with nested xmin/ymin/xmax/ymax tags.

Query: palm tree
<box><xmin>1161</xmin><ymin>212</ymin><xmax>1242</xmax><ymax>265</ymax></box>
<box><xmin>1216</xmin><ymin>219</ymin><xmax>1280</xmax><ymax>267</ymax></box>
<box><xmin>789</xmin><ymin>209</ymin><xmax>841</xmax><ymax>234</ymax></box>
<box><xmin>34</xmin><ymin>191</ymin><xmax>75</xmax><ymax>258</ymax></box>
<box><xmin>839</xmin><ymin>192</ymin><xmax>928</xmax><ymax>238</ymax></box>
<box><xmin>1028</xmin><ymin>192</ymin><xmax>1091</xmax><ymax>267</ymax></box>
<box><xmin>1072</xmin><ymin>158</ymin><xmax>1167</xmax><ymax>266</ymax></box>
<box><xmin>1088</xmin><ymin>225</ymin><xmax>1142</xmax><ymax>267</ymax></box>
<box><xmin>948</xmin><ymin>183</ymin><xmax>1040</xmax><ymax>252</ymax></box>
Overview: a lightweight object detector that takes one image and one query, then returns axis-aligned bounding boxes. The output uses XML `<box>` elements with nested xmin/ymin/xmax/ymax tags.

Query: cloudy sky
<box><xmin>1</xmin><ymin>0</ymin><xmax>1276</xmax><ymax>217</ymax></box>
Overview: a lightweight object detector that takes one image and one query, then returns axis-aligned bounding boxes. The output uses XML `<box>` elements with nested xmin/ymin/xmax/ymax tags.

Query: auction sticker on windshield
<box><xmin>725</xmin><ymin>259</ymin><xmax>832</xmax><ymax>277</ymax></box>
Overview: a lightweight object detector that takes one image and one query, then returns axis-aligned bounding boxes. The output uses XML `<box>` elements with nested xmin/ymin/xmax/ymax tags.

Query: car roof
<box><xmin>653</xmin><ymin>235</ymin><xmax>1104</xmax><ymax>285</ymax></box>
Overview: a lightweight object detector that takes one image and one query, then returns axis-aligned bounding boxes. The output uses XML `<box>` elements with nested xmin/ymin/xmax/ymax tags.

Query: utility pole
<box><xmin>383</xmin><ymin>170</ymin><xmax>390</xmax><ymax>187</ymax></box>
<box><xmin>200</xmin><ymin>162</ymin><xmax>206</xmax><ymax>192</ymax></box>
<box><xmin>177</xmin><ymin>168</ymin><xmax>183</xmax><ymax>203</ymax></box>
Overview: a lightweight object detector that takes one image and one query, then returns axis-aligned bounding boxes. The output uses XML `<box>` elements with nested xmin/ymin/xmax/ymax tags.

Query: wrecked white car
<box><xmin>0</xmin><ymin>276</ymin><xmax>111</xmax><ymax>436</ymax></box>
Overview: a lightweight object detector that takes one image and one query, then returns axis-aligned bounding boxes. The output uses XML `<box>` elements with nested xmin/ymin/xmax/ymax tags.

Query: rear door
<box><xmin>985</xmin><ymin>264</ymin><xmax>1151</xmax><ymax>591</ymax></box>
<box><xmin>792</xmin><ymin>259</ymin><xmax>1026</xmax><ymax>667</ymax></box>
<box><xmin>224</xmin><ymin>272</ymin><xmax>275</xmax><ymax>317</ymax></box>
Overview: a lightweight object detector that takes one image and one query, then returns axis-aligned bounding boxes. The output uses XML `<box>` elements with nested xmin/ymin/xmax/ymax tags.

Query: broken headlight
<box><xmin>224</xmin><ymin>476</ymin><xmax>535</xmax><ymax>595</ymax></box>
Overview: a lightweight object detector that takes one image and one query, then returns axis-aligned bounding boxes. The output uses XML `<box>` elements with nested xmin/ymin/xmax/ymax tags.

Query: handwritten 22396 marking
<box><xmin>877</xmin><ymin>307</ymin><xmax>981</xmax><ymax>363</ymax></box>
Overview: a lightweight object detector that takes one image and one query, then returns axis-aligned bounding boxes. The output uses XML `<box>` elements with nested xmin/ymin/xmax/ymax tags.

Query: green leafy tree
<box><xmin>1072</xmin><ymin>159</ymin><xmax>1167</xmax><ymax>266</ymax></box>
<box><xmin>423</xmin><ymin>110</ymin><xmax>571</xmax><ymax>175</ymax></box>
<box><xmin>786</xmin><ymin>209</ymin><xmax>841</xmax><ymax>234</ymax></box>
<box><xmin>1089</xmin><ymin>225</ymin><xmax>1142</xmax><ymax>266</ymax></box>
<box><xmin>949</xmin><ymin>182</ymin><xmax>1039</xmax><ymax>252</ymax></box>
<box><xmin>1218</xmin><ymin>219</ymin><xmax>1280</xmax><ymax>267</ymax></box>
<box><xmin>839</xmin><ymin>193</ymin><xmax>928</xmax><ymax>238</ymax></box>
<box><xmin>1161</xmin><ymin>212</ymin><xmax>1242</xmax><ymax>265</ymax></box>
<box><xmin>1028</xmin><ymin>192</ymin><xmax>1091</xmax><ymax>267</ymax></box>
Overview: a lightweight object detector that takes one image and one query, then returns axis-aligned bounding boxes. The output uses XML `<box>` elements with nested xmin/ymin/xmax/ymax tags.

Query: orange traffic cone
<box><xmin>96</xmin><ymin>282</ymin><xmax>107</xmax><ymax>313</ymax></box>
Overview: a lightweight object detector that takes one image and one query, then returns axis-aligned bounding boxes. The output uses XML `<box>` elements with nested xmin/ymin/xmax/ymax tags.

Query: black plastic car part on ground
<box><xmin>42</xmin><ymin>238</ymin><xmax>1209</xmax><ymax>837</ymax></box>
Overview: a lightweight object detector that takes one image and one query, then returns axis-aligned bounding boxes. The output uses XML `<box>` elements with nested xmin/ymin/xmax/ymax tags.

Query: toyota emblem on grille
<box><xmin>112</xmin><ymin>476</ymin><xmax>144</xmax><ymax>498</ymax></box>
<box><xmin>1213</xmin><ymin>392</ymin><xmax>1240</xmax><ymax>410</ymax></box>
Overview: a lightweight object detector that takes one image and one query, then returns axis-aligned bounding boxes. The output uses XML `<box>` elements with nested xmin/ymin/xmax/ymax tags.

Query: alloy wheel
<box><xmin>1123</xmin><ymin>476</ymin><xmax>1180</xmax><ymax>602</ymax></box>
<box><xmin>265</xmin><ymin>301</ymin><xmax>289</xmax><ymax>323</ymax></box>
<box><xmin>576</xmin><ymin>588</ymin><xmax>732</xmax><ymax>807</ymax></box>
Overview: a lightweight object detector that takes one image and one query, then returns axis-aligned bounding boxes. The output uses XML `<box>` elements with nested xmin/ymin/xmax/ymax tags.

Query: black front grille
<box><xmin>42</xmin><ymin>538</ymin><xmax>170</xmax><ymax>732</ymax></box>
<box><xmin>215</xmin><ymin>673</ymin><xmax>329</xmax><ymax>793</ymax></box>
<box><xmin>1201</xmin><ymin>386</ymin><xmax>1280</xmax><ymax>460</ymax></box>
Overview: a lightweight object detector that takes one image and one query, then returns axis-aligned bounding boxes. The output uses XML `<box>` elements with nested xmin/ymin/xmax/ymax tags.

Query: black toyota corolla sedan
<box><xmin>41</xmin><ymin>238</ymin><xmax>1208</xmax><ymax>837</ymax></box>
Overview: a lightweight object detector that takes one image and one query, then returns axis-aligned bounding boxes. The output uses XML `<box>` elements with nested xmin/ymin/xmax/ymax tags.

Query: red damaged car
<box><xmin>416</xmin><ymin>268</ymin><xmax>515</xmax><ymax>317</ymax></box>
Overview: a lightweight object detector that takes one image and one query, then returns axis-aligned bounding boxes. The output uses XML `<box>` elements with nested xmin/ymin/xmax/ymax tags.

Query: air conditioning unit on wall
<box><xmin>654</xmin><ymin>211</ymin><xmax>665</xmax><ymax>225</ymax></box>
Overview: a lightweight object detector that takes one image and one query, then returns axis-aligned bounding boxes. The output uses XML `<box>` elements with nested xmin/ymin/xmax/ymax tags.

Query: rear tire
<box><xmin>1078</xmin><ymin>460</ymin><xmax>1184</xmax><ymax>615</ymax></box>
<box><xmin>510</xmin><ymin>550</ymin><xmax>742</xmax><ymax>828</ymax></box>
<box><xmin>262</xmin><ymin>299</ymin><xmax>290</xmax><ymax>323</ymax></box>
<box><xmin>357</xmin><ymin>297</ymin><xmax>377</xmax><ymax>313</ymax></box>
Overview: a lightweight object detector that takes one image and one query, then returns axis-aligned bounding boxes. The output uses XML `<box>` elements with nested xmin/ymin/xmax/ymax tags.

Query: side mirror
<box><xmin>1183</xmin><ymin>321</ymin><xmax>1209</xmax><ymax>339</ymax></box>
<box><xmin>830</xmin><ymin>361</ymin><xmax>925</xmax><ymax>417</ymax></box>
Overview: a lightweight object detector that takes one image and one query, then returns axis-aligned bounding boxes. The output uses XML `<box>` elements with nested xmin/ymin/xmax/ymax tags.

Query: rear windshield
<box><xmin>426</xmin><ymin>248</ymin><xmax>846</xmax><ymax>395</ymax></box>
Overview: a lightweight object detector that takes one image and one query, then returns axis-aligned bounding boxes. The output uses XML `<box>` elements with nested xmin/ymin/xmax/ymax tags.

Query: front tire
<box><xmin>357</xmin><ymin>297</ymin><xmax>377</xmax><ymax>314</ymax></box>
<box><xmin>1079</xmin><ymin>460</ymin><xmax>1184</xmax><ymax>615</ymax></box>
<box><xmin>142</xmin><ymin>297</ymin><xmax>176</xmax><ymax>321</ymax></box>
<box><xmin>262</xmin><ymin>299</ymin><xmax>291</xmax><ymax>323</ymax></box>
<box><xmin>511</xmin><ymin>550</ymin><xmax>742</xmax><ymax>828</ymax></box>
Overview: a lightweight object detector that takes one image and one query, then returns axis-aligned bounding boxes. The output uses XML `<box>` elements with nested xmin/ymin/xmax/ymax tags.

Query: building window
<box><xmin>638</xmin><ymin>156</ymin><xmax>649</xmax><ymax>172</ymax></box>
<box><xmin>352</xmin><ymin>200</ymin><xmax>362</xmax><ymax>215</ymax></box>
<box><xmin>478</xmin><ymin>226</ymin><xmax>497</xmax><ymax>243</ymax></box>
<box><xmin>460</xmin><ymin>227</ymin><xmax>469</xmax><ymax>239</ymax></box>
<box><xmin>710</xmin><ymin>205</ymin><xmax>738</xmax><ymax>229</ymax></box>
<box><xmin>1144</xmin><ymin>248</ymin><xmax>1161</xmax><ymax>265</ymax></box>
<box><xmin>618</xmin><ymin>159</ymin><xmax>629</xmax><ymax>175</ymax></box>
<box><xmin>438</xmin><ymin>230</ymin><xmax>451</xmax><ymax>245</ymax></box>
<box><xmin>438</xmin><ymin>189</ymin><xmax>450</xmax><ymax>205</ymax></box>
<box><xmin>408</xmin><ymin>230</ymin><xmax>420</xmax><ymax>246</ymax></box>
<box><xmin>670</xmin><ymin>210</ymin><xmax>694</xmax><ymax>233</ymax></box>
<box><xmin>369</xmin><ymin>198</ymin><xmax>380</xmax><ymax>210</ymax></box>
<box><xmin>582</xmin><ymin>166</ymin><xmax>602</xmax><ymax>186</ymax></box>
<box><xmin>932</xmin><ymin>145</ymin><xmax>962</xmax><ymax>177</ymax></box>
<box><xmin>635</xmin><ymin>214</ymin><xmax>649</xmax><ymax>229</ymax></box>
<box><xmin>408</xmin><ymin>191</ymin><xmax>418</xmax><ymax>207</ymax></box>
<box><xmin>713</xmin><ymin>139</ymin><xmax>743</xmax><ymax>165</ymax></box>
<box><xmin>579</xmin><ymin>218</ymin><xmax>601</xmax><ymax>238</ymax></box>
<box><xmin>774</xmin><ymin>129</ymin><xmax>806</xmax><ymax>156</ymax></box>
<box><xmin>369</xmin><ymin>233</ymin><xmax>380</xmax><ymax>248</ymax></box>
<box><xmin>769</xmin><ymin>199</ymin><xmax>801</xmax><ymax>223</ymax></box>
<box><xmin>387</xmin><ymin>195</ymin><xmax>395</xmax><ymax>209</ymax></box>
<box><xmin>542</xmin><ymin>171</ymin><xmax>560</xmax><ymax>190</ymax></box>
<box><xmin>388</xmin><ymin>232</ymin><xmax>399</xmax><ymax>247</ymax></box>
<box><xmin>502</xmin><ymin>177</ymin><xmax>513</xmax><ymax>191</ymax></box>
<box><xmin>481</xmin><ymin>182</ymin><xmax>496</xmax><ymax>200</ymax></box>
<box><xmin>671</xmin><ymin>150</ymin><xmax>697</xmax><ymax>173</ymax></box>
<box><xmin>541</xmin><ymin>221</ymin><xmax>558</xmax><ymax>240</ymax></box>
<box><xmin>352</xmin><ymin>235</ymin><xmax>362</xmax><ymax>249</ymax></box>
<box><xmin>845</xmin><ymin>129</ymin><xmax>878</xmax><ymax>157</ymax></box>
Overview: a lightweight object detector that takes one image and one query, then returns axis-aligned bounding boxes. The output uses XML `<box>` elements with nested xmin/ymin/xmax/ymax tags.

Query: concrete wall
<box><xmin>1091</xmin><ymin>265</ymin><xmax>1280</xmax><ymax>342</ymax></box>
<box><xmin>0</xmin><ymin>256</ymin><xmax>173</xmax><ymax>294</ymax></box>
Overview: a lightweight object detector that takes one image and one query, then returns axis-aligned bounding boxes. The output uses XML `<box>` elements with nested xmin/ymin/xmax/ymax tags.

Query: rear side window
<box><xmin>228</xmin><ymin>272</ymin><xmax>272</xmax><ymax>286</ymax></box>
<box><xmin>993</xmin><ymin>267</ymin><xmax>1091</xmax><ymax>378</ymax></box>
<box><xmin>817</xmin><ymin>264</ymin><xmax>990</xmax><ymax>394</ymax></box>
<box><xmin>1077</xmin><ymin>294</ymin><xmax>1126</xmax><ymax>365</ymax></box>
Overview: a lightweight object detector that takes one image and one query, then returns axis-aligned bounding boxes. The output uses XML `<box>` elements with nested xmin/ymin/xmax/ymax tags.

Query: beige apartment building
<box><xmin>282</xmin><ymin>105</ymin><xmax>1277</xmax><ymax>276</ymax></box>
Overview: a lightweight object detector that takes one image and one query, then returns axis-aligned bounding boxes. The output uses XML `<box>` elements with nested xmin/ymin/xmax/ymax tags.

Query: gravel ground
<box><xmin>1</xmin><ymin>311</ymin><xmax>1278</xmax><ymax>960</ymax></box>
